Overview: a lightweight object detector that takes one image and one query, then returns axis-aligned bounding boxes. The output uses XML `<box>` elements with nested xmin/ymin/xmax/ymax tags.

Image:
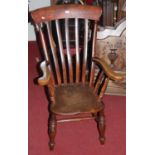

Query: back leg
<box><xmin>48</xmin><ymin>112</ymin><xmax>57</xmax><ymax>150</ymax></box>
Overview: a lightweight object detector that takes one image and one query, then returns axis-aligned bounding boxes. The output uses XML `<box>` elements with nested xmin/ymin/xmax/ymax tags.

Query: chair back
<box><xmin>31</xmin><ymin>4</ymin><xmax>102</xmax><ymax>87</ymax></box>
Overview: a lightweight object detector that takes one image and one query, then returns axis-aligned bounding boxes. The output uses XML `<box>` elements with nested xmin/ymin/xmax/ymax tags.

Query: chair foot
<box><xmin>99</xmin><ymin>137</ymin><xmax>105</xmax><ymax>145</ymax></box>
<box><xmin>97</xmin><ymin>110</ymin><xmax>105</xmax><ymax>145</ymax></box>
<box><xmin>49</xmin><ymin>142</ymin><xmax>55</xmax><ymax>150</ymax></box>
<box><xmin>48</xmin><ymin>112</ymin><xmax>57</xmax><ymax>150</ymax></box>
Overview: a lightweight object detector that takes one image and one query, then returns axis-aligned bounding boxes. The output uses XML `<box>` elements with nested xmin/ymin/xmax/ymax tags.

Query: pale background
<box><xmin>28</xmin><ymin>0</ymin><xmax>51</xmax><ymax>41</ymax></box>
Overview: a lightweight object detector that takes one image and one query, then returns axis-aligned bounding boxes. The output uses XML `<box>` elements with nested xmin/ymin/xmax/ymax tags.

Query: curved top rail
<box><xmin>31</xmin><ymin>4</ymin><xmax>102</xmax><ymax>24</ymax></box>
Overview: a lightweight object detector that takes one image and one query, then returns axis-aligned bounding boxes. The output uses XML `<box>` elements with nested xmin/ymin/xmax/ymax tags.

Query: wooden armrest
<box><xmin>92</xmin><ymin>57</ymin><xmax>126</xmax><ymax>82</ymax></box>
<box><xmin>38</xmin><ymin>61</ymin><xmax>51</xmax><ymax>86</ymax></box>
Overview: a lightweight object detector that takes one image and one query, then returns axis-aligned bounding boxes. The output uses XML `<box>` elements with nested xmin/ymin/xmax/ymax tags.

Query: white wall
<box><xmin>28</xmin><ymin>0</ymin><xmax>51</xmax><ymax>41</ymax></box>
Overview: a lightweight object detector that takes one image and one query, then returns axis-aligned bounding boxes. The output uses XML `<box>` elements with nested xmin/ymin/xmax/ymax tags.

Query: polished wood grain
<box><xmin>75</xmin><ymin>18</ymin><xmax>80</xmax><ymax>83</ymax></box>
<box><xmin>53</xmin><ymin>83</ymin><xmax>103</xmax><ymax>115</ymax></box>
<box><xmin>57</xmin><ymin>116</ymin><xmax>95</xmax><ymax>123</ymax></box>
<box><xmin>48</xmin><ymin>112</ymin><xmax>57</xmax><ymax>150</ymax></box>
<box><xmin>89</xmin><ymin>21</ymin><xmax>97</xmax><ymax>87</ymax></box>
<box><xmin>38</xmin><ymin>61</ymin><xmax>51</xmax><ymax>86</ymax></box>
<box><xmin>38</xmin><ymin>24</ymin><xmax>50</xmax><ymax>62</ymax></box>
<box><xmin>31</xmin><ymin>4</ymin><xmax>102</xmax><ymax>24</ymax></box>
<box><xmin>98</xmin><ymin>77</ymin><xmax>109</xmax><ymax>100</ymax></box>
<box><xmin>31</xmin><ymin>4</ymin><xmax>125</xmax><ymax>150</ymax></box>
<box><xmin>46</xmin><ymin>22</ymin><xmax>61</xmax><ymax>84</ymax></box>
<box><xmin>93</xmin><ymin>57</ymin><xmax>126</xmax><ymax>82</ymax></box>
<box><xmin>94</xmin><ymin>71</ymin><xmax>104</xmax><ymax>94</ymax></box>
<box><xmin>55</xmin><ymin>19</ymin><xmax>67</xmax><ymax>83</ymax></box>
<box><xmin>65</xmin><ymin>18</ymin><xmax>73</xmax><ymax>83</ymax></box>
<box><xmin>82</xmin><ymin>19</ymin><xmax>88</xmax><ymax>83</ymax></box>
<box><xmin>97</xmin><ymin>110</ymin><xmax>105</xmax><ymax>144</ymax></box>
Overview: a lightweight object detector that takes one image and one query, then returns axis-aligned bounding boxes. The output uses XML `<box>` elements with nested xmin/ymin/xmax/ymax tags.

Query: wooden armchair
<box><xmin>31</xmin><ymin>4</ymin><xmax>125</xmax><ymax>150</ymax></box>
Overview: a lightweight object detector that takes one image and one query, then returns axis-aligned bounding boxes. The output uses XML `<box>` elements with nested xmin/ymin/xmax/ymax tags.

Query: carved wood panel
<box><xmin>96</xmin><ymin>20</ymin><xmax>126</xmax><ymax>95</ymax></box>
<box><xmin>96</xmin><ymin>29</ymin><xmax>126</xmax><ymax>72</ymax></box>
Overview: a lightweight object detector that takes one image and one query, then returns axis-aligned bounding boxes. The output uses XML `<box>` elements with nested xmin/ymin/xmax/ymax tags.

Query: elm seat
<box><xmin>52</xmin><ymin>83</ymin><xmax>103</xmax><ymax>115</ymax></box>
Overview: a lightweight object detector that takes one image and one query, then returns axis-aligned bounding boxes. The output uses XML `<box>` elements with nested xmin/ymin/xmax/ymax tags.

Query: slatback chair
<box><xmin>31</xmin><ymin>4</ymin><xmax>125</xmax><ymax>150</ymax></box>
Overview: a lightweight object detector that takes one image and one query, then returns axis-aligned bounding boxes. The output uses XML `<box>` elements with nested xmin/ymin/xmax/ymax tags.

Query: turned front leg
<box><xmin>48</xmin><ymin>112</ymin><xmax>57</xmax><ymax>150</ymax></box>
<box><xmin>97</xmin><ymin>110</ymin><xmax>105</xmax><ymax>144</ymax></box>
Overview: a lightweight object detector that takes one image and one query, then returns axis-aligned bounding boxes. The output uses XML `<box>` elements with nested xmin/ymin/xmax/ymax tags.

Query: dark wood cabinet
<box><xmin>50</xmin><ymin>0</ymin><xmax>126</xmax><ymax>27</ymax></box>
<box><xmin>98</xmin><ymin>0</ymin><xmax>126</xmax><ymax>27</ymax></box>
<box><xmin>98</xmin><ymin>0</ymin><xmax>114</xmax><ymax>26</ymax></box>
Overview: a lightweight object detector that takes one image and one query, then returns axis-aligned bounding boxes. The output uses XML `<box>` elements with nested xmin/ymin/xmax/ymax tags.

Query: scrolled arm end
<box><xmin>38</xmin><ymin>61</ymin><xmax>51</xmax><ymax>86</ymax></box>
<box><xmin>92</xmin><ymin>57</ymin><xmax>126</xmax><ymax>82</ymax></box>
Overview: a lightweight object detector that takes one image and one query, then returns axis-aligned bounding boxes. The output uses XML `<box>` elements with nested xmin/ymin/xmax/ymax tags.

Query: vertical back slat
<box><xmin>89</xmin><ymin>21</ymin><xmax>97</xmax><ymax>87</ymax></box>
<box><xmin>98</xmin><ymin>77</ymin><xmax>109</xmax><ymax>100</ymax></box>
<box><xmin>65</xmin><ymin>19</ymin><xmax>73</xmax><ymax>83</ymax></box>
<box><xmin>82</xmin><ymin>19</ymin><xmax>89</xmax><ymax>83</ymax></box>
<box><xmin>38</xmin><ymin>24</ymin><xmax>49</xmax><ymax>62</ymax></box>
<box><xmin>55</xmin><ymin>20</ymin><xmax>67</xmax><ymax>84</ymax></box>
<box><xmin>94</xmin><ymin>72</ymin><xmax>104</xmax><ymax>94</ymax></box>
<box><xmin>75</xmin><ymin>18</ymin><xmax>80</xmax><ymax>83</ymax></box>
<box><xmin>46</xmin><ymin>22</ymin><xmax>61</xmax><ymax>85</ymax></box>
<box><xmin>37</xmin><ymin>24</ymin><xmax>55</xmax><ymax>85</ymax></box>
